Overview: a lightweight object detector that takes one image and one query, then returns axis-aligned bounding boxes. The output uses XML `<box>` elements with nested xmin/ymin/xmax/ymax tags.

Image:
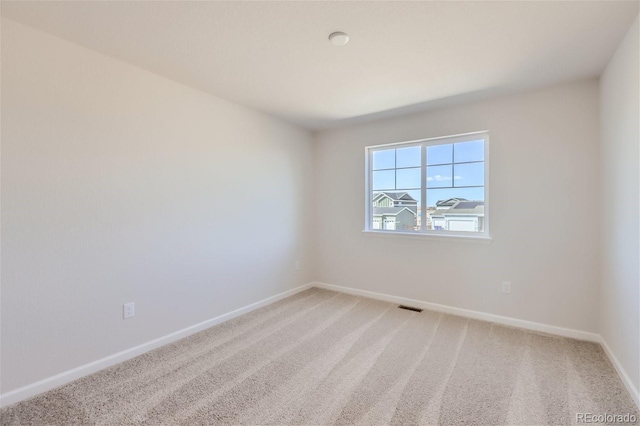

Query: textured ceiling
<box><xmin>2</xmin><ymin>1</ymin><xmax>638</xmax><ymax>130</ymax></box>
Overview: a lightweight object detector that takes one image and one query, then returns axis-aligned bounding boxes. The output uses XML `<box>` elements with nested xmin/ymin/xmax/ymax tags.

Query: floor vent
<box><xmin>398</xmin><ymin>305</ymin><xmax>423</xmax><ymax>313</ymax></box>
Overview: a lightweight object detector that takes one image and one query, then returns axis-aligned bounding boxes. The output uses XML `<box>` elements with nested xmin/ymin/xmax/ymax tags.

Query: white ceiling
<box><xmin>2</xmin><ymin>1</ymin><xmax>638</xmax><ymax>130</ymax></box>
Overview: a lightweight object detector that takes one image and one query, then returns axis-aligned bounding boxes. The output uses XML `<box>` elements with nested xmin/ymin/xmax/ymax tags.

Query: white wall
<box><xmin>315</xmin><ymin>79</ymin><xmax>601</xmax><ymax>333</ymax></box>
<box><xmin>0</xmin><ymin>18</ymin><xmax>314</xmax><ymax>393</ymax></box>
<box><xmin>599</xmin><ymin>16</ymin><xmax>640</xmax><ymax>395</ymax></box>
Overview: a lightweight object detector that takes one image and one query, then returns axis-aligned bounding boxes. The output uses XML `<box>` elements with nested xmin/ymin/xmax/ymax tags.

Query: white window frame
<box><xmin>364</xmin><ymin>131</ymin><xmax>490</xmax><ymax>240</ymax></box>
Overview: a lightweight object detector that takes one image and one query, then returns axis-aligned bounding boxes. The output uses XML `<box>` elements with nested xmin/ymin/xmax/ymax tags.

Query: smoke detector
<box><xmin>329</xmin><ymin>32</ymin><xmax>349</xmax><ymax>46</ymax></box>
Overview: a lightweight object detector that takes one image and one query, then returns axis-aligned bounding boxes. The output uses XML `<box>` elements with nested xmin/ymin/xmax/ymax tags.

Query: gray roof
<box><xmin>455</xmin><ymin>201</ymin><xmax>483</xmax><ymax>209</ymax></box>
<box><xmin>373</xmin><ymin>206</ymin><xmax>417</xmax><ymax>216</ymax></box>
<box><xmin>435</xmin><ymin>207</ymin><xmax>484</xmax><ymax>216</ymax></box>
<box><xmin>435</xmin><ymin>197</ymin><xmax>468</xmax><ymax>207</ymax></box>
<box><xmin>432</xmin><ymin>200</ymin><xmax>484</xmax><ymax>216</ymax></box>
<box><xmin>373</xmin><ymin>191</ymin><xmax>416</xmax><ymax>202</ymax></box>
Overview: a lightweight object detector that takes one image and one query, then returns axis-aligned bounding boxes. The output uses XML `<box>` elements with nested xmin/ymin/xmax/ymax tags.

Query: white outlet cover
<box><xmin>123</xmin><ymin>302</ymin><xmax>135</xmax><ymax>319</ymax></box>
<box><xmin>501</xmin><ymin>282</ymin><xmax>511</xmax><ymax>294</ymax></box>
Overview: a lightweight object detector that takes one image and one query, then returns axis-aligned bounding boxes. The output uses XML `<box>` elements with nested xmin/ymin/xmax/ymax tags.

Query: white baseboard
<box><xmin>0</xmin><ymin>282</ymin><xmax>314</xmax><ymax>408</ymax></box>
<box><xmin>312</xmin><ymin>282</ymin><xmax>600</xmax><ymax>342</ymax></box>
<box><xmin>599</xmin><ymin>337</ymin><xmax>640</xmax><ymax>410</ymax></box>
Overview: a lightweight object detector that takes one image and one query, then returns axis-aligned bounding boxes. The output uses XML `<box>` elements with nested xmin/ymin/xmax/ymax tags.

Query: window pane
<box><xmin>396</xmin><ymin>167</ymin><xmax>420</xmax><ymax>189</ymax></box>
<box><xmin>426</xmin><ymin>187</ymin><xmax>484</xmax><ymax>208</ymax></box>
<box><xmin>426</xmin><ymin>143</ymin><xmax>452</xmax><ymax>165</ymax></box>
<box><xmin>454</xmin><ymin>140</ymin><xmax>484</xmax><ymax>163</ymax></box>
<box><xmin>454</xmin><ymin>162</ymin><xmax>484</xmax><ymax>187</ymax></box>
<box><xmin>426</xmin><ymin>165</ymin><xmax>452</xmax><ymax>188</ymax></box>
<box><xmin>372</xmin><ymin>149</ymin><xmax>395</xmax><ymax>170</ymax></box>
<box><xmin>396</xmin><ymin>146</ymin><xmax>421</xmax><ymax>168</ymax></box>
<box><xmin>372</xmin><ymin>170</ymin><xmax>395</xmax><ymax>190</ymax></box>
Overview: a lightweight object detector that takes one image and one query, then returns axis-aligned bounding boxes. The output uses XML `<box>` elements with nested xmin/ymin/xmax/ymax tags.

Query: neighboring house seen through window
<box><xmin>365</xmin><ymin>132</ymin><xmax>489</xmax><ymax>238</ymax></box>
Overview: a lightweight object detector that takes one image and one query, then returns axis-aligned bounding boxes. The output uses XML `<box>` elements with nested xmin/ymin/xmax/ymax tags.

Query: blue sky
<box><xmin>372</xmin><ymin>140</ymin><xmax>484</xmax><ymax>207</ymax></box>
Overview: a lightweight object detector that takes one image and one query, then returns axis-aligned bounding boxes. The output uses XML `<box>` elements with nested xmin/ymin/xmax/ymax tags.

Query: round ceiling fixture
<box><xmin>329</xmin><ymin>32</ymin><xmax>349</xmax><ymax>46</ymax></box>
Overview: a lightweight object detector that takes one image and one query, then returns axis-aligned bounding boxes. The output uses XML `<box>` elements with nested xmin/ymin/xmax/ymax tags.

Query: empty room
<box><xmin>1</xmin><ymin>1</ymin><xmax>639</xmax><ymax>425</ymax></box>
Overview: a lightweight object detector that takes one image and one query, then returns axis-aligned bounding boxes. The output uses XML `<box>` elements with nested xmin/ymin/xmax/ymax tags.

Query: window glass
<box><xmin>454</xmin><ymin>162</ymin><xmax>484</xmax><ymax>187</ymax></box>
<box><xmin>372</xmin><ymin>149</ymin><xmax>395</xmax><ymax>170</ymax></box>
<box><xmin>454</xmin><ymin>140</ymin><xmax>484</xmax><ymax>163</ymax></box>
<box><xmin>372</xmin><ymin>170</ymin><xmax>395</xmax><ymax>190</ymax></box>
<box><xmin>396</xmin><ymin>168</ymin><xmax>421</xmax><ymax>189</ymax></box>
<box><xmin>426</xmin><ymin>144</ymin><xmax>452</xmax><ymax>165</ymax></box>
<box><xmin>368</xmin><ymin>133</ymin><xmax>488</xmax><ymax>236</ymax></box>
<box><xmin>396</xmin><ymin>146</ymin><xmax>421</xmax><ymax>168</ymax></box>
<box><xmin>426</xmin><ymin>165</ymin><xmax>453</xmax><ymax>188</ymax></box>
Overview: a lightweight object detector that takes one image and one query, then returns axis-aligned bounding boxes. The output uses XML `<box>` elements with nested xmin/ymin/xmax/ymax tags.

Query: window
<box><xmin>365</xmin><ymin>132</ymin><xmax>489</xmax><ymax>238</ymax></box>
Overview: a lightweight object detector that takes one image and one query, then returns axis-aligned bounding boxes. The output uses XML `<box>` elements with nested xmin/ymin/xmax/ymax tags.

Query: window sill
<box><xmin>361</xmin><ymin>230</ymin><xmax>492</xmax><ymax>243</ymax></box>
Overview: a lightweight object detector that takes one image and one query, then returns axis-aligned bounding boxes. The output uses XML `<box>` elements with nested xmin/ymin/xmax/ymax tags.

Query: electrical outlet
<box><xmin>501</xmin><ymin>281</ymin><xmax>511</xmax><ymax>294</ymax></box>
<box><xmin>123</xmin><ymin>302</ymin><xmax>135</xmax><ymax>319</ymax></box>
<box><xmin>295</xmin><ymin>260</ymin><xmax>300</xmax><ymax>271</ymax></box>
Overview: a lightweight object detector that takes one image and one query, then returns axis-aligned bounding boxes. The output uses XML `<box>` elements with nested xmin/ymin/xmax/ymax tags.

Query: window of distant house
<box><xmin>365</xmin><ymin>132</ymin><xmax>489</xmax><ymax>238</ymax></box>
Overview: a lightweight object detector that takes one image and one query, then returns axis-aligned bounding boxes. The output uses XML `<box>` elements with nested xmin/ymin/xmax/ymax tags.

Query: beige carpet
<box><xmin>1</xmin><ymin>288</ymin><xmax>638</xmax><ymax>425</ymax></box>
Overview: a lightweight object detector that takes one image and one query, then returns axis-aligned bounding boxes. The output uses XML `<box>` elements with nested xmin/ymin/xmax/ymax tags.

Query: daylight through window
<box><xmin>366</xmin><ymin>132</ymin><xmax>489</xmax><ymax>237</ymax></box>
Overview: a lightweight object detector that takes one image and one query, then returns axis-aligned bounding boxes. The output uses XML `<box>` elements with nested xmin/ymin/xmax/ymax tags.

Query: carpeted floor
<box><xmin>1</xmin><ymin>288</ymin><xmax>638</xmax><ymax>425</ymax></box>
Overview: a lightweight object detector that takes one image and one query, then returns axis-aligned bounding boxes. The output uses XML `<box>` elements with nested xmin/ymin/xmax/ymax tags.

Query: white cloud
<box><xmin>431</xmin><ymin>174</ymin><xmax>451</xmax><ymax>181</ymax></box>
<box><xmin>427</xmin><ymin>175</ymin><xmax>461</xmax><ymax>181</ymax></box>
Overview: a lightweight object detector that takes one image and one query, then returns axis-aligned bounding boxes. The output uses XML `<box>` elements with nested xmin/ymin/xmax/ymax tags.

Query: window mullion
<box><xmin>368</xmin><ymin>149</ymin><xmax>373</xmax><ymax>230</ymax></box>
<box><xmin>420</xmin><ymin>143</ymin><xmax>427</xmax><ymax>232</ymax></box>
